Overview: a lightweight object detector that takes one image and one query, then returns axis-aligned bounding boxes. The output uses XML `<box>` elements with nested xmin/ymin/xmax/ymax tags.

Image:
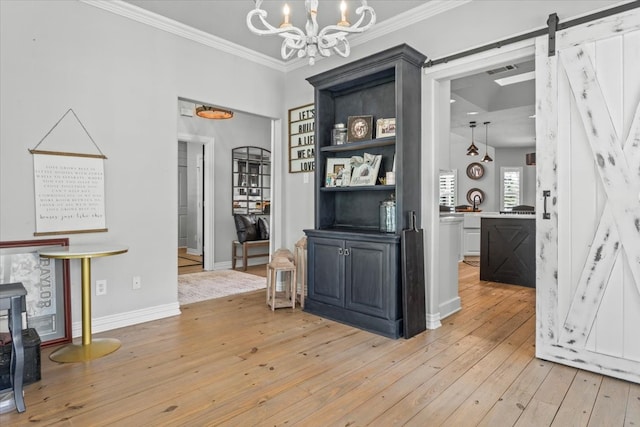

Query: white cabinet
<box><xmin>463</xmin><ymin>213</ymin><xmax>482</xmax><ymax>256</ymax></box>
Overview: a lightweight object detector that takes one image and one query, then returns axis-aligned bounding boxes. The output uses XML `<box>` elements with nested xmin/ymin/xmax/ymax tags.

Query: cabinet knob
<box><xmin>344</xmin><ymin>248</ymin><xmax>350</xmax><ymax>256</ymax></box>
<box><xmin>338</xmin><ymin>248</ymin><xmax>344</xmax><ymax>255</ymax></box>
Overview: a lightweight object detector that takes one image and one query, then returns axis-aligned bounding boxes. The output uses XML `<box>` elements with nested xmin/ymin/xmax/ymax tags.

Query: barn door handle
<box><xmin>543</xmin><ymin>190</ymin><xmax>551</xmax><ymax>220</ymax></box>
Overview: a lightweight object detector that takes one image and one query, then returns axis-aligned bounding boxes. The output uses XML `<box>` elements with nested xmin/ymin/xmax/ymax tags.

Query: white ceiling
<box><xmin>123</xmin><ymin>0</ymin><xmax>535</xmax><ymax>148</ymax></box>
<box><xmin>450</xmin><ymin>60</ymin><xmax>536</xmax><ymax>149</ymax></box>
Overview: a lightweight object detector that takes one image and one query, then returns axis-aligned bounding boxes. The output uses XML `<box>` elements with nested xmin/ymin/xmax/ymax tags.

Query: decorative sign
<box><xmin>0</xmin><ymin>238</ymin><xmax>71</xmax><ymax>347</ymax></box>
<box><xmin>32</xmin><ymin>153</ymin><xmax>107</xmax><ymax>235</ymax></box>
<box><xmin>288</xmin><ymin>103</ymin><xmax>315</xmax><ymax>173</ymax></box>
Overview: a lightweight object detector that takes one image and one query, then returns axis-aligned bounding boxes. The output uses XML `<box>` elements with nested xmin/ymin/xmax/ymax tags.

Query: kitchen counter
<box><xmin>480</xmin><ymin>212</ymin><xmax>536</xmax><ymax>219</ymax></box>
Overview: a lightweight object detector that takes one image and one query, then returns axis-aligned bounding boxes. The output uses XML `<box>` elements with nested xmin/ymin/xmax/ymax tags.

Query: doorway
<box><xmin>422</xmin><ymin>39</ymin><xmax>536</xmax><ymax>329</ymax></box>
<box><xmin>177</xmin><ymin>132</ymin><xmax>215</xmax><ymax>272</ymax></box>
<box><xmin>178</xmin><ymin>140</ymin><xmax>205</xmax><ymax>274</ymax></box>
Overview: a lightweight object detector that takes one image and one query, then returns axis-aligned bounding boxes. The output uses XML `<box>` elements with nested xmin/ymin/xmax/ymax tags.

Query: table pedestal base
<box><xmin>49</xmin><ymin>338</ymin><xmax>121</xmax><ymax>363</ymax></box>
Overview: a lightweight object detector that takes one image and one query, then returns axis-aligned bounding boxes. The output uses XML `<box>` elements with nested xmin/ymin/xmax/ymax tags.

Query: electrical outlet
<box><xmin>132</xmin><ymin>276</ymin><xmax>142</xmax><ymax>290</ymax></box>
<box><xmin>96</xmin><ymin>279</ymin><xmax>107</xmax><ymax>296</ymax></box>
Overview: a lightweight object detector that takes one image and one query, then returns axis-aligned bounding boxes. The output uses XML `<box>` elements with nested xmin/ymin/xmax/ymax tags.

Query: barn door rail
<box><xmin>423</xmin><ymin>0</ymin><xmax>640</xmax><ymax>67</ymax></box>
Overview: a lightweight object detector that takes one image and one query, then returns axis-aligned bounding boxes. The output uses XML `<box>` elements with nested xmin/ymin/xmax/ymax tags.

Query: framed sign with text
<box><xmin>288</xmin><ymin>103</ymin><xmax>315</xmax><ymax>173</ymax></box>
<box><xmin>0</xmin><ymin>238</ymin><xmax>72</xmax><ymax>347</ymax></box>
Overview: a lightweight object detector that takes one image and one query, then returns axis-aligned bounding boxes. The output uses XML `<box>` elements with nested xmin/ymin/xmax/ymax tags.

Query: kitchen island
<box><xmin>479</xmin><ymin>213</ymin><xmax>535</xmax><ymax>288</ymax></box>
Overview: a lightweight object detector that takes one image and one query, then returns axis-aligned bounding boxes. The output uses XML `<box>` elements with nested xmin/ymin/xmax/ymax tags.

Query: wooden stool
<box><xmin>294</xmin><ymin>237</ymin><xmax>307</xmax><ymax>309</ymax></box>
<box><xmin>266</xmin><ymin>255</ymin><xmax>296</xmax><ymax>311</ymax></box>
<box><xmin>0</xmin><ymin>282</ymin><xmax>27</xmax><ymax>413</ymax></box>
<box><xmin>272</xmin><ymin>248</ymin><xmax>294</xmax><ymax>262</ymax></box>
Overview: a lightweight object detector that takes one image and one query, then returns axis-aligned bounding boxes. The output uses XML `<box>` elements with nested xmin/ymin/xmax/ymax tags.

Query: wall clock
<box><xmin>466</xmin><ymin>162</ymin><xmax>484</xmax><ymax>180</ymax></box>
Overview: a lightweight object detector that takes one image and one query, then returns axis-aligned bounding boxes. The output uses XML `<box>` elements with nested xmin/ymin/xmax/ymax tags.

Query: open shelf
<box><xmin>321</xmin><ymin>185</ymin><xmax>395</xmax><ymax>192</ymax></box>
<box><xmin>320</xmin><ymin>137</ymin><xmax>395</xmax><ymax>152</ymax></box>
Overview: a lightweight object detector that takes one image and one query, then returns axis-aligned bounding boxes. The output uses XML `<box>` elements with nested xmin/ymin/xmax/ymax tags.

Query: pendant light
<box><xmin>481</xmin><ymin>121</ymin><xmax>493</xmax><ymax>163</ymax></box>
<box><xmin>466</xmin><ymin>121</ymin><xmax>479</xmax><ymax>156</ymax></box>
<box><xmin>195</xmin><ymin>105</ymin><xmax>234</xmax><ymax>120</ymax></box>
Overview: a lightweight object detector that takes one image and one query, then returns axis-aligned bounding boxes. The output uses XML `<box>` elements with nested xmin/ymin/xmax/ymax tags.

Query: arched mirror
<box><xmin>232</xmin><ymin>146</ymin><xmax>270</xmax><ymax>215</ymax></box>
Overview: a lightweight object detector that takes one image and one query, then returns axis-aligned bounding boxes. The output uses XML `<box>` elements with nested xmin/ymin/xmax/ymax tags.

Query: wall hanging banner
<box><xmin>32</xmin><ymin>153</ymin><xmax>107</xmax><ymax>235</ymax></box>
<box><xmin>29</xmin><ymin>108</ymin><xmax>108</xmax><ymax>235</ymax></box>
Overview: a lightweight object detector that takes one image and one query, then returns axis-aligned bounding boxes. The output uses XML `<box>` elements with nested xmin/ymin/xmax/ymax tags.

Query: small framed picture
<box><xmin>376</xmin><ymin>118</ymin><xmax>396</xmax><ymax>138</ymax></box>
<box><xmin>347</xmin><ymin>115</ymin><xmax>373</xmax><ymax>142</ymax></box>
<box><xmin>325</xmin><ymin>158</ymin><xmax>351</xmax><ymax>187</ymax></box>
<box><xmin>349</xmin><ymin>153</ymin><xmax>382</xmax><ymax>186</ymax></box>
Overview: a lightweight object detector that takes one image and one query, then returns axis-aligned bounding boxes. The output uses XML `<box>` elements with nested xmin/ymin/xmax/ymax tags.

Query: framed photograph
<box><xmin>347</xmin><ymin>115</ymin><xmax>373</xmax><ymax>142</ymax></box>
<box><xmin>376</xmin><ymin>118</ymin><xmax>396</xmax><ymax>138</ymax></box>
<box><xmin>349</xmin><ymin>153</ymin><xmax>382</xmax><ymax>186</ymax></box>
<box><xmin>0</xmin><ymin>238</ymin><xmax>71</xmax><ymax>347</ymax></box>
<box><xmin>325</xmin><ymin>158</ymin><xmax>351</xmax><ymax>187</ymax></box>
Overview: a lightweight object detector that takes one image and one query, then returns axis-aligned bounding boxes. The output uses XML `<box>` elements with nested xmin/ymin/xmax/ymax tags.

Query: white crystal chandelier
<box><xmin>246</xmin><ymin>0</ymin><xmax>376</xmax><ymax>65</ymax></box>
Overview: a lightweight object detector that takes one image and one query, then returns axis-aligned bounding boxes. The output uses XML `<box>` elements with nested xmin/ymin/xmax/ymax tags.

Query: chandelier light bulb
<box><xmin>281</xmin><ymin>4</ymin><xmax>291</xmax><ymax>27</ymax></box>
<box><xmin>339</xmin><ymin>1</ymin><xmax>349</xmax><ymax>26</ymax></box>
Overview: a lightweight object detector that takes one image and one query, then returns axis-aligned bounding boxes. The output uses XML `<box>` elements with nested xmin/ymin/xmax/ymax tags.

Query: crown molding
<box><xmin>81</xmin><ymin>0</ymin><xmax>287</xmax><ymax>72</ymax></box>
<box><xmin>354</xmin><ymin>0</ymin><xmax>473</xmax><ymax>46</ymax></box>
<box><xmin>83</xmin><ymin>0</ymin><xmax>471</xmax><ymax>74</ymax></box>
<box><xmin>284</xmin><ymin>0</ymin><xmax>472</xmax><ymax>72</ymax></box>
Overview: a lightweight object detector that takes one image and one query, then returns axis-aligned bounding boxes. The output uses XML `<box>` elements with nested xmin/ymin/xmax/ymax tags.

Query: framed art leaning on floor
<box><xmin>0</xmin><ymin>238</ymin><xmax>71</xmax><ymax>347</ymax></box>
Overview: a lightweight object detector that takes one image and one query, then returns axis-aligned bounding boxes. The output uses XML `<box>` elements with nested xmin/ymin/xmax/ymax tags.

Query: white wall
<box><xmin>0</xmin><ymin>0</ymin><xmax>283</xmax><ymax>332</ymax></box>
<box><xmin>450</xmin><ymin>134</ymin><xmax>498</xmax><ymax>212</ymax></box>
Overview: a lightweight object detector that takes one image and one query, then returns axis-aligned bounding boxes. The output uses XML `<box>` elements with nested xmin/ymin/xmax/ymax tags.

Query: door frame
<box><xmin>421</xmin><ymin>39</ymin><xmax>535</xmax><ymax>329</ymax></box>
<box><xmin>178</xmin><ymin>132</ymin><xmax>215</xmax><ymax>270</ymax></box>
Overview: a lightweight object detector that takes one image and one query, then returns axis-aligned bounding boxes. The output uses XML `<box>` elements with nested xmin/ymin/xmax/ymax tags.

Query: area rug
<box><xmin>178</xmin><ymin>270</ymin><xmax>266</xmax><ymax>305</ymax></box>
<box><xmin>463</xmin><ymin>256</ymin><xmax>480</xmax><ymax>267</ymax></box>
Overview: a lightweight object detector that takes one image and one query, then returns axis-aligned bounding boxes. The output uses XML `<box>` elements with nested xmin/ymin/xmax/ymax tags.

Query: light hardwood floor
<box><xmin>3</xmin><ymin>263</ymin><xmax>638</xmax><ymax>425</ymax></box>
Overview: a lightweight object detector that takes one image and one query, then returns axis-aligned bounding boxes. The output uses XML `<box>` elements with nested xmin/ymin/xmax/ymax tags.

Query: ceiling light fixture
<box><xmin>494</xmin><ymin>70</ymin><xmax>535</xmax><ymax>86</ymax></box>
<box><xmin>481</xmin><ymin>121</ymin><xmax>493</xmax><ymax>163</ymax></box>
<box><xmin>195</xmin><ymin>105</ymin><xmax>234</xmax><ymax>120</ymax></box>
<box><xmin>246</xmin><ymin>0</ymin><xmax>376</xmax><ymax>65</ymax></box>
<box><xmin>466</xmin><ymin>111</ymin><xmax>479</xmax><ymax>115</ymax></box>
<box><xmin>466</xmin><ymin>121</ymin><xmax>479</xmax><ymax>156</ymax></box>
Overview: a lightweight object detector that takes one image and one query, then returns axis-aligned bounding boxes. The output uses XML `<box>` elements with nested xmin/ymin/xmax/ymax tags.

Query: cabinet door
<box><xmin>463</xmin><ymin>228</ymin><xmax>481</xmax><ymax>256</ymax></box>
<box><xmin>307</xmin><ymin>237</ymin><xmax>344</xmax><ymax>306</ymax></box>
<box><xmin>345</xmin><ymin>240</ymin><xmax>396</xmax><ymax>319</ymax></box>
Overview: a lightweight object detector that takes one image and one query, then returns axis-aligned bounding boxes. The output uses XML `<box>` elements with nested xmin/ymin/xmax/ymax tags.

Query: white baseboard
<box><xmin>216</xmin><ymin>257</ymin><xmax>268</xmax><ymax>271</ymax></box>
<box><xmin>186</xmin><ymin>248</ymin><xmax>201</xmax><ymax>256</ymax></box>
<box><xmin>214</xmin><ymin>261</ymin><xmax>232</xmax><ymax>270</ymax></box>
<box><xmin>426</xmin><ymin>312</ymin><xmax>442</xmax><ymax>330</ymax></box>
<box><xmin>439</xmin><ymin>297</ymin><xmax>462</xmax><ymax>320</ymax></box>
<box><xmin>72</xmin><ymin>302</ymin><xmax>181</xmax><ymax>338</ymax></box>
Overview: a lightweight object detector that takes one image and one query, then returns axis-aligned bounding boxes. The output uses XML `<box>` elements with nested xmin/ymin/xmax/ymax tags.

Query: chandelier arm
<box><xmin>318</xmin><ymin>6</ymin><xmax>376</xmax><ymax>39</ymax></box>
<box><xmin>246</xmin><ymin>9</ymin><xmax>306</xmax><ymax>39</ymax></box>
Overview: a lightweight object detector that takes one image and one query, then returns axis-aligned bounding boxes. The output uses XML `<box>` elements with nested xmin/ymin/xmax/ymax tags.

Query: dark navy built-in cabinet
<box><xmin>304</xmin><ymin>45</ymin><xmax>426</xmax><ymax>338</ymax></box>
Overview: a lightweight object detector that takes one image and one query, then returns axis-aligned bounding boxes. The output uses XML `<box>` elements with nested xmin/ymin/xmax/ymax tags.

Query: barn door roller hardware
<box><xmin>424</xmin><ymin>1</ymin><xmax>640</xmax><ymax>67</ymax></box>
<box><xmin>547</xmin><ymin>13</ymin><xmax>559</xmax><ymax>57</ymax></box>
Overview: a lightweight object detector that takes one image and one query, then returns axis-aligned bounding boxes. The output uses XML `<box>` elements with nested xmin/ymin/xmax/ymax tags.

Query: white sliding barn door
<box><xmin>535</xmin><ymin>8</ymin><xmax>640</xmax><ymax>383</ymax></box>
